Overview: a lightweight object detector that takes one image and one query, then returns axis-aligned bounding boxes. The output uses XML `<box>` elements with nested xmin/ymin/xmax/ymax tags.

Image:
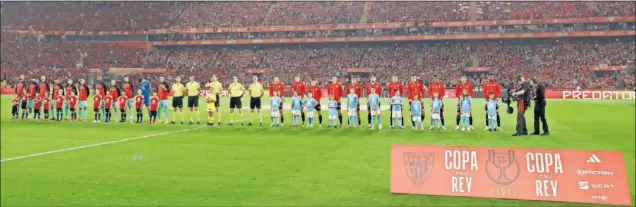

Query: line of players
<box><xmin>9</xmin><ymin>73</ymin><xmax>503</xmax><ymax>130</ymax></box>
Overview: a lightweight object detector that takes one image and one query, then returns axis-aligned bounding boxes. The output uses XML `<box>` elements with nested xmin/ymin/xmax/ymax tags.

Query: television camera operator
<box><xmin>531</xmin><ymin>78</ymin><xmax>549</xmax><ymax>136</ymax></box>
<box><xmin>509</xmin><ymin>76</ymin><xmax>532</xmax><ymax>136</ymax></box>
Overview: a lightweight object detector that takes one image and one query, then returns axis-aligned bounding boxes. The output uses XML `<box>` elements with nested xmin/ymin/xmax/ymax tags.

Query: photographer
<box><xmin>531</xmin><ymin>78</ymin><xmax>549</xmax><ymax>136</ymax></box>
<box><xmin>512</xmin><ymin>76</ymin><xmax>531</xmax><ymax>136</ymax></box>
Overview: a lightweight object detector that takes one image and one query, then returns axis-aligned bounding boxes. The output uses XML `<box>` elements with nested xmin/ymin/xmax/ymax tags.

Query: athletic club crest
<box><xmin>485</xmin><ymin>150</ymin><xmax>520</xmax><ymax>185</ymax></box>
<box><xmin>403</xmin><ymin>152</ymin><xmax>435</xmax><ymax>187</ymax></box>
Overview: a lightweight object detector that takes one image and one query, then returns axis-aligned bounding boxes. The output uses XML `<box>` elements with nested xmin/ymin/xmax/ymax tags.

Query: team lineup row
<box><xmin>9</xmin><ymin>74</ymin><xmax>503</xmax><ymax>131</ymax></box>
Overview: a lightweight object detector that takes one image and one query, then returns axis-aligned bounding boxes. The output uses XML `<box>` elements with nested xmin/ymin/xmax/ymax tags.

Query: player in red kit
<box><xmin>149</xmin><ymin>91</ymin><xmax>160</xmax><ymax>124</ymax></box>
<box><xmin>134</xmin><ymin>89</ymin><xmax>145</xmax><ymax>124</ymax></box>
<box><xmin>92</xmin><ymin>93</ymin><xmax>103</xmax><ymax>123</ymax></box>
<box><xmin>388</xmin><ymin>76</ymin><xmax>404</xmax><ymax>127</ymax></box>
<box><xmin>427</xmin><ymin>75</ymin><xmax>447</xmax><ymax>130</ymax></box>
<box><xmin>118</xmin><ymin>95</ymin><xmax>128</xmax><ymax>122</ymax></box>
<box><xmin>269</xmin><ymin>77</ymin><xmax>285</xmax><ymax>125</ymax></box>
<box><xmin>55</xmin><ymin>89</ymin><xmax>65</xmax><ymax>121</ymax></box>
<box><xmin>345</xmin><ymin>77</ymin><xmax>363</xmax><ymax>126</ymax></box>
<box><xmin>33</xmin><ymin>92</ymin><xmax>42</xmax><ymax>120</ymax></box>
<box><xmin>308</xmin><ymin>79</ymin><xmax>323</xmax><ymax>126</ymax></box>
<box><xmin>42</xmin><ymin>92</ymin><xmax>51</xmax><ymax>120</ymax></box>
<box><xmin>365</xmin><ymin>76</ymin><xmax>382</xmax><ymax>127</ymax></box>
<box><xmin>77</xmin><ymin>79</ymin><xmax>90</xmax><ymax>121</ymax></box>
<box><xmin>291</xmin><ymin>75</ymin><xmax>306</xmax><ymax>124</ymax></box>
<box><xmin>157</xmin><ymin>77</ymin><xmax>170</xmax><ymax>124</ymax></box>
<box><xmin>14</xmin><ymin>74</ymin><xmax>26</xmax><ymax>118</ymax></box>
<box><xmin>103</xmin><ymin>93</ymin><xmax>114</xmax><ymax>123</ymax></box>
<box><xmin>482</xmin><ymin>74</ymin><xmax>502</xmax><ymax>130</ymax></box>
<box><xmin>327</xmin><ymin>77</ymin><xmax>344</xmax><ymax>127</ymax></box>
<box><xmin>11</xmin><ymin>94</ymin><xmax>20</xmax><ymax>120</ymax></box>
<box><xmin>26</xmin><ymin>77</ymin><xmax>39</xmax><ymax>116</ymax></box>
<box><xmin>406</xmin><ymin>76</ymin><xmax>425</xmax><ymax>127</ymax></box>
<box><xmin>455</xmin><ymin>76</ymin><xmax>474</xmax><ymax>130</ymax></box>
<box><xmin>68</xmin><ymin>94</ymin><xmax>78</xmax><ymax>121</ymax></box>
<box><xmin>94</xmin><ymin>75</ymin><xmax>107</xmax><ymax>121</ymax></box>
<box><xmin>63</xmin><ymin>79</ymin><xmax>77</xmax><ymax>120</ymax></box>
<box><xmin>122</xmin><ymin>76</ymin><xmax>135</xmax><ymax>123</ymax></box>
<box><xmin>50</xmin><ymin>78</ymin><xmax>64</xmax><ymax>120</ymax></box>
<box><xmin>108</xmin><ymin>79</ymin><xmax>121</xmax><ymax>122</ymax></box>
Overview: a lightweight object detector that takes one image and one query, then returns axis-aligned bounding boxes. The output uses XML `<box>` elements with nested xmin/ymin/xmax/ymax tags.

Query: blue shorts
<box><xmin>27</xmin><ymin>99</ymin><xmax>34</xmax><ymax>108</ymax></box>
<box><xmin>78</xmin><ymin>101</ymin><xmax>88</xmax><ymax>108</ymax></box>
<box><xmin>64</xmin><ymin>101</ymin><xmax>69</xmax><ymax>108</ymax></box>
<box><xmin>112</xmin><ymin>101</ymin><xmax>120</xmax><ymax>110</ymax></box>
<box><xmin>159</xmin><ymin>100</ymin><xmax>169</xmax><ymax>108</ymax></box>
<box><xmin>50</xmin><ymin>100</ymin><xmax>57</xmax><ymax>109</ymax></box>
<box><xmin>99</xmin><ymin>100</ymin><xmax>105</xmax><ymax>108</ymax></box>
<box><xmin>143</xmin><ymin>94</ymin><xmax>150</xmax><ymax>106</ymax></box>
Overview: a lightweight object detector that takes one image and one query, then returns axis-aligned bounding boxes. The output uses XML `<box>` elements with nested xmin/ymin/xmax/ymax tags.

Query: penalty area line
<box><xmin>0</xmin><ymin>126</ymin><xmax>206</xmax><ymax>163</ymax></box>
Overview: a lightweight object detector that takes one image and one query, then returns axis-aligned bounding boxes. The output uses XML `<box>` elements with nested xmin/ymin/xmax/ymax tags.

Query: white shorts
<box><xmin>306</xmin><ymin>112</ymin><xmax>314</xmax><ymax>118</ymax></box>
<box><xmin>370</xmin><ymin>109</ymin><xmax>380</xmax><ymax>116</ymax></box>
<box><xmin>391</xmin><ymin>111</ymin><xmax>402</xmax><ymax>118</ymax></box>
<box><xmin>348</xmin><ymin>109</ymin><xmax>357</xmax><ymax>116</ymax></box>
<box><xmin>488</xmin><ymin>114</ymin><xmax>497</xmax><ymax>120</ymax></box>
<box><xmin>329</xmin><ymin>115</ymin><xmax>336</xmax><ymax>120</ymax></box>
<box><xmin>462</xmin><ymin>112</ymin><xmax>471</xmax><ymax>118</ymax></box>
<box><xmin>292</xmin><ymin>110</ymin><xmax>300</xmax><ymax>116</ymax></box>
<box><xmin>271</xmin><ymin>111</ymin><xmax>280</xmax><ymax>117</ymax></box>
<box><xmin>412</xmin><ymin>116</ymin><xmax>421</xmax><ymax>122</ymax></box>
<box><xmin>431</xmin><ymin>113</ymin><xmax>441</xmax><ymax>120</ymax></box>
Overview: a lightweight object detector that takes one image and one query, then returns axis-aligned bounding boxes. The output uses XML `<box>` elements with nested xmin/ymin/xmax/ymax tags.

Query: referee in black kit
<box><xmin>531</xmin><ymin>78</ymin><xmax>549</xmax><ymax>136</ymax></box>
<box><xmin>512</xmin><ymin>76</ymin><xmax>531</xmax><ymax>136</ymax></box>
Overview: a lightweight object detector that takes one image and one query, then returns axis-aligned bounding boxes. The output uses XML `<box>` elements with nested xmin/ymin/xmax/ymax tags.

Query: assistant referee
<box><xmin>185</xmin><ymin>76</ymin><xmax>201</xmax><ymax>125</ymax></box>
<box><xmin>170</xmin><ymin>77</ymin><xmax>185</xmax><ymax>124</ymax></box>
<box><xmin>205</xmin><ymin>75</ymin><xmax>223</xmax><ymax>125</ymax></box>
<box><xmin>228</xmin><ymin>76</ymin><xmax>245</xmax><ymax>126</ymax></box>
<box><xmin>247</xmin><ymin>76</ymin><xmax>264</xmax><ymax>126</ymax></box>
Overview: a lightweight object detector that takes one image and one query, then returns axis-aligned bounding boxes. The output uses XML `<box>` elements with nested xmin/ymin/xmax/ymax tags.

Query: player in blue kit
<box><xmin>270</xmin><ymin>90</ymin><xmax>282</xmax><ymax>127</ymax></box>
<box><xmin>347</xmin><ymin>88</ymin><xmax>359</xmax><ymax>128</ymax></box>
<box><xmin>139</xmin><ymin>78</ymin><xmax>151</xmax><ymax>113</ymax></box>
<box><xmin>411</xmin><ymin>94</ymin><xmax>424</xmax><ymax>130</ymax></box>
<box><xmin>291</xmin><ymin>90</ymin><xmax>303</xmax><ymax>127</ymax></box>
<box><xmin>390</xmin><ymin>89</ymin><xmax>404</xmax><ymax>130</ymax></box>
<box><xmin>368</xmin><ymin>86</ymin><xmax>382</xmax><ymax>130</ymax></box>
<box><xmin>327</xmin><ymin>94</ymin><xmax>338</xmax><ymax>128</ymax></box>
<box><xmin>459</xmin><ymin>89</ymin><xmax>472</xmax><ymax>131</ymax></box>
<box><xmin>430</xmin><ymin>91</ymin><xmax>443</xmax><ymax>130</ymax></box>
<box><xmin>304</xmin><ymin>92</ymin><xmax>318</xmax><ymax>127</ymax></box>
<box><xmin>485</xmin><ymin>92</ymin><xmax>499</xmax><ymax>131</ymax></box>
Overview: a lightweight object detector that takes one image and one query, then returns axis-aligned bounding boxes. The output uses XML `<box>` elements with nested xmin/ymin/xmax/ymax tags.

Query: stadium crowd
<box><xmin>2</xmin><ymin>2</ymin><xmax>634</xmax><ymax>31</ymax></box>
<box><xmin>1</xmin><ymin>1</ymin><xmax>634</xmax><ymax>91</ymax></box>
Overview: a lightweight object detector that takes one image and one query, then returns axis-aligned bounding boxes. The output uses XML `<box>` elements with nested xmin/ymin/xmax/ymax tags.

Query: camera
<box><xmin>500</xmin><ymin>81</ymin><xmax>516</xmax><ymax>114</ymax></box>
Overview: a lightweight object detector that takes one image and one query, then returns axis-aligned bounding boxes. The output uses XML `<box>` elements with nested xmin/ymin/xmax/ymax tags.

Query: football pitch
<box><xmin>1</xmin><ymin>95</ymin><xmax>634</xmax><ymax>206</ymax></box>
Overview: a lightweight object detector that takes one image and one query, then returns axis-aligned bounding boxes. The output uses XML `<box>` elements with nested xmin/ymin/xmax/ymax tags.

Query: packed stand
<box><xmin>172</xmin><ymin>2</ymin><xmax>269</xmax><ymax>29</ymax></box>
<box><xmin>1</xmin><ymin>2</ymin><xmax>177</xmax><ymax>31</ymax></box>
<box><xmin>367</xmin><ymin>2</ymin><xmax>470</xmax><ymax>23</ymax></box>
<box><xmin>264</xmin><ymin>2</ymin><xmax>364</xmax><ymax>26</ymax></box>
<box><xmin>476</xmin><ymin>2</ymin><xmax>635</xmax><ymax>20</ymax></box>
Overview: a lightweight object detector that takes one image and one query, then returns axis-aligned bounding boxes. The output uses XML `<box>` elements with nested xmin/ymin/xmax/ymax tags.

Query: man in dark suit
<box><xmin>512</xmin><ymin>76</ymin><xmax>531</xmax><ymax>136</ymax></box>
<box><xmin>531</xmin><ymin>78</ymin><xmax>549</xmax><ymax>136</ymax></box>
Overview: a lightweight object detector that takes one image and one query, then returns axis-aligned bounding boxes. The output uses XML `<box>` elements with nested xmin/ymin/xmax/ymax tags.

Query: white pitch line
<box><xmin>0</xmin><ymin>126</ymin><xmax>206</xmax><ymax>163</ymax></box>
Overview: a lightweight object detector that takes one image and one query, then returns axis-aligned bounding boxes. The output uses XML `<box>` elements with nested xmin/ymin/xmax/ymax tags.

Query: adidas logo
<box><xmin>586</xmin><ymin>154</ymin><xmax>601</xmax><ymax>163</ymax></box>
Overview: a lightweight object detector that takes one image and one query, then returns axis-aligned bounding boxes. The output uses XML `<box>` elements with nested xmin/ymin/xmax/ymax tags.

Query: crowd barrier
<box><xmin>391</xmin><ymin>145</ymin><xmax>631</xmax><ymax>206</ymax></box>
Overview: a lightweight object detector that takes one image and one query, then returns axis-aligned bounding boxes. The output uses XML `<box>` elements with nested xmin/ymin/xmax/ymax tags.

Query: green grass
<box><xmin>1</xmin><ymin>95</ymin><xmax>634</xmax><ymax>206</ymax></box>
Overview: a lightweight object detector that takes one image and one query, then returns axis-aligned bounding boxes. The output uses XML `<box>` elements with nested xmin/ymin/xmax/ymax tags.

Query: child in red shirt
<box><xmin>55</xmin><ymin>89</ymin><xmax>65</xmax><ymax>121</ymax></box>
<box><xmin>149</xmin><ymin>92</ymin><xmax>160</xmax><ymax>124</ymax></box>
<box><xmin>134</xmin><ymin>89</ymin><xmax>144</xmax><ymax>123</ymax></box>
<box><xmin>33</xmin><ymin>92</ymin><xmax>42</xmax><ymax>120</ymax></box>
<box><xmin>93</xmin><ymin>93</ymin><xmax>103</xmax><ymax>123</ymax></box>
<box><xmin>68</xmin><ymin>95</ymin><xmax>78</xmax><ymax>121</ymax></box>
<box><xmin>103</xmin><ymin>94</ymin><xmax>113</xmax><ymax>123</ymax></box>
<box><xmin>118</xmin><ymin>95</ymin><xmax>128</xmax><ymax>123</ymax></box>
<box><xmin>11</xmin><ymin>94</ymin><xmax>20</xmax><ymax>120</ymax></box>
<box><xmin>42</xmin><ymin>93</ymin><xmax>51</xmax><ymax>120</ymax></box>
